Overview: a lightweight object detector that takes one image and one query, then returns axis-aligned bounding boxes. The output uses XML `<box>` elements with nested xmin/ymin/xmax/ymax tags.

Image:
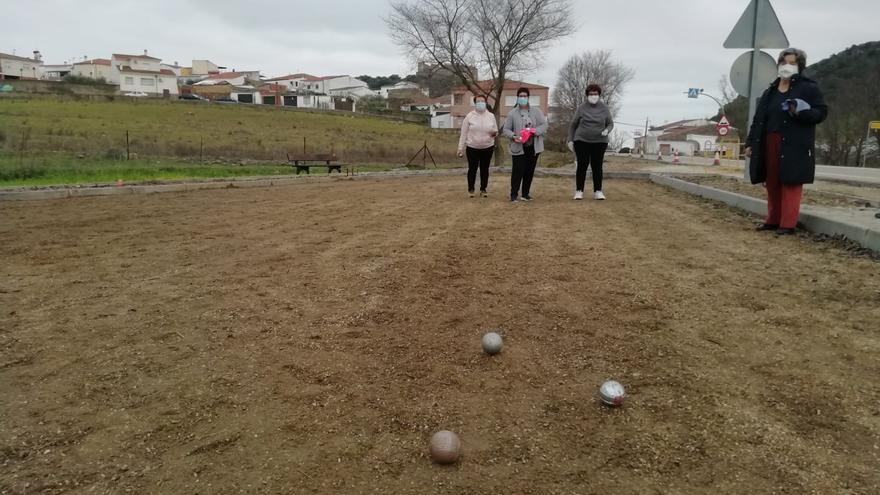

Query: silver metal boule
<box><xmin>429</xmin><ymin>430</ymin><xmax>461</xmax><ymax>464</ymax></box>
<box><xmin>599</xmin><ymin>380</ymin><xmax>626</xmax><ymax>407</ymax></box>
<box><xmin>481</xmin><ymin>332</ymin><xmax>503</xmax><ymax>355</ymax></box>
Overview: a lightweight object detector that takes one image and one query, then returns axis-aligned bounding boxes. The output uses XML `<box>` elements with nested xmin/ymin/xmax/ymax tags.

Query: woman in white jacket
<box><xmin>458</xmin><ymin>95</ymin><xmax>498</xmax><ymax>197</ymax></box>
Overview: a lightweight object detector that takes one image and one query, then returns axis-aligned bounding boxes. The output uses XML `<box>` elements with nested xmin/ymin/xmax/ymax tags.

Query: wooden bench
<box><xmin>287</xmin><ymin>153</ymin><xmax>344</xmax><ymax>175</ymax></box>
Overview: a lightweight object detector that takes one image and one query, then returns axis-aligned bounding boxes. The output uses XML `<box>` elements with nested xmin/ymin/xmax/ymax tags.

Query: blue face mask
<box><xmin>475</xmin><ymin>101</ymin><xmax>487</xmax><ymax>111</ymax></box>
<box><xmin>517</xmin><ymin>97</ymin><xmax>529</xmax><ymax>106</ymax></box>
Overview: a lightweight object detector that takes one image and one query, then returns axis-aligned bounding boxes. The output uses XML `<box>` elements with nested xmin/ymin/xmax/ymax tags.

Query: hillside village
<box><xmin>0</xmin><ymin>50</ymin><xmax>559</xmax><ymax>134</ymax></box>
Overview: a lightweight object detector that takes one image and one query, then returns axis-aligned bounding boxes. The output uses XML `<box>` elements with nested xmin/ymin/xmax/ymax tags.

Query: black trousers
<box><xmin>466</xmin><ymin>146</ymin><xmax>494</xmax><ymax>192</ymax></box>
<box><xmin>574</xmin><ymin>141</ymin><xmax>608</xmax><ymax>192</ymax></box>
<box><xmin>510</xmin><ymin>145</ymin><xmax>540</xmax><ymax>199</ymax></box>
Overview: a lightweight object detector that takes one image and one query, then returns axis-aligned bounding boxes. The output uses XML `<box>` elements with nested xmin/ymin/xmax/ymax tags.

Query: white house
<box><xmin>431</xmin><ymin>111</ymin><xmax>453</xmax><ymax>129</ymax></box>
<box><xmin>71</xmin><ymin>59</ymin><xmax>113</xmax><ymax>81</ymax></box>
<box><xmin>379</xmin><ymin>81</ymin><xmax>423</xmax><ymax>98</ymax></box>
<box><xmin>305</xmin><ymin>75</ymin><xmax>372</xmax><ymax>98</ymax></box>
<box><xmin>191</xmin><ymin>60</ymin><xmax>219</xmax><ymax>76</ymax></box>
<box><xmin>111</xmin><ymin>52</ymin><xmax>178</xmax><ymax>95</ymax></box>
<box><xmin>196</xmin><ymin>71</ymin><xmax>254</xmax><ymax>87</ymax></box>
<box><xmin>40</xmin><ymin>64</ymin><xmax>73</xmax><ymax>81</ymax></box>
<box><xmin>0</xmin><ymin>51</ymin><xmax>42</xmax><ymax>80</ymax></box>
<box><xmin>263</xmin><ymin>73</ymin><xmax>313</xmax><ymax>91</ymax></box>
<box><xmin>160</xmin><ymin>62</ymin><xmax>183</xmax><ymax>77</ymax></box>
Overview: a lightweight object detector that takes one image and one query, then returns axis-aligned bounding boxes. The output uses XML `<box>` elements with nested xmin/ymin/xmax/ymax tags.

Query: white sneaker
<box><xmin>574</xmin><ymin>190</ymin><xmax>584</xmax><ymax>200</ymax></box>
<box><xmin>594</xmin><ymin>191</ymin><xmax>606</xmax><ymax>200</ymax></box>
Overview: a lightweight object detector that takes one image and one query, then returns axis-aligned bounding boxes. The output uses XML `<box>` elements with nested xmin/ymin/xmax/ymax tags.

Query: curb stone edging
<box><xmin>650</xmin><ymin>174</ymin><xmax>880</xmax><ymax>253</ymax></box>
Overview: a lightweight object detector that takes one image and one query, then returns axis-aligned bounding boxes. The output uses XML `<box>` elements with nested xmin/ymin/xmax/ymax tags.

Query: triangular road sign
<box><xmin>718</xmin><ymin>115</ymin><xmax>731</xmax><ymax>126</ymax></box>
<box><xmin>724</xmin><ymin>0</ymin><xmax>789</xmax><ymax>49</ymax></box>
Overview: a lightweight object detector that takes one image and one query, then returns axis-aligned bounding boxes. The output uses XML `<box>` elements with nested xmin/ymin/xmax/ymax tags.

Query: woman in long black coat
<box><xmin>745</xmin><ymin>48</ymin><xmax>828</xmax><ymax>235</ymax></box>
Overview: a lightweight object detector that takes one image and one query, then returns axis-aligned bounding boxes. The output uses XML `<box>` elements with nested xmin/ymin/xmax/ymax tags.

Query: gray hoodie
<box><xmin>568</xmin><ymin>101</ymin><xmax>614</xmax><ymax>144</ymax></box>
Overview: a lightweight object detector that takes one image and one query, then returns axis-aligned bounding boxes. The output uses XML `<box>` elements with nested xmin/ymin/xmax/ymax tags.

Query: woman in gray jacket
<box><xmin>568</xmin><ymin>84</ymin><xmax>614</xmax><ymax>200</ymax></box>
<box><xmin>502</xmin><ymin>87</ymin><xmax>548</xmax><ymax>202</ymax></box>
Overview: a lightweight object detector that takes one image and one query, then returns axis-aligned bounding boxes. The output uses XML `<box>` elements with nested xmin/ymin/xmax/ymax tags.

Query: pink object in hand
<box><xmin>519</xmin><ymin>127</ymin><xmax>535</xmax><ymax>143</ymax></box>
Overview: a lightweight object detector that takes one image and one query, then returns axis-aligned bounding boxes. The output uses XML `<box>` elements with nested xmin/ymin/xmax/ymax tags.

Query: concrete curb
<box><xmin>650</xmin><ymin>174</ymin><xmax>880</xmax><ymax>252</ymax></box>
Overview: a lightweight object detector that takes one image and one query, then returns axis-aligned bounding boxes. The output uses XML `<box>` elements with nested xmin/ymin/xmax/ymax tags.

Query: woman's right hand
<box><xmin>457</xmin><ymin>150</ymin><xmax>463</xmax><ymax>158</ymax></box>
<box><xmin>513</xmin><ymin>136</ymin><xmax>522</xmax><ymax>144</ymax></box>
<box><xmin>744</xmin><ymin>147</ymin><xmax>752</xmax><ymax>157</ymax></box>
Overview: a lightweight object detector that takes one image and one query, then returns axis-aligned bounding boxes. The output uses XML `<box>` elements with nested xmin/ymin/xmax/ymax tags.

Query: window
<box><xmin>504</xmin><ymin>96</ymin><xmax>516</xmax><ymax>107</ymax></box>
<box><xmin>529</xmin><ymin>96</ymin><xmax>541</xmax><ymax>107</ymax></box>
<box><xmin>124</xmin><ymin>77</ymin><xmax>134</xmax><ymax>85</ymax></box>
<box><xmin>141</xmin><ymin>78</ymin><xmax>154</xmax><ymax>86</ymax></box>
<box><xmin>453</xmin><ymin>93</ymin><xmax>464</xmax><ymax>105</ymax></box>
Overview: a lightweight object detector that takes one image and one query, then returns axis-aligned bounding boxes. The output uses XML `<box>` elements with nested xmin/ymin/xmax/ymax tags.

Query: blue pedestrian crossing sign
<box><xmin>688</xmin><ymin>88</ymin><xmax>701</xmax><ymax>99</ymax></box>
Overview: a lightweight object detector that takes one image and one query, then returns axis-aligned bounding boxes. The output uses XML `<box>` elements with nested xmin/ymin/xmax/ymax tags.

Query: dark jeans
<box><xmin>510</xmin><ymin>145</ymin><xmax>540</xmax><ymax>199</ymax></box>
<box><xmin>466</xmin><ymin>146</ymin><xmax>494</xmax><ymax>192</ymax></box>
<box><xmin>574</xmin><ymin>141</ymin><xmax>608</xmax><ymax>192</ymax></box>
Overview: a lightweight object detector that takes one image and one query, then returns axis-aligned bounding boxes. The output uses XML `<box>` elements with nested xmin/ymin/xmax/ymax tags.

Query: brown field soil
<box><xmin>1</xmin><ymin>175</ymin><xmax>879</xmax><ymax>494</ymax></box>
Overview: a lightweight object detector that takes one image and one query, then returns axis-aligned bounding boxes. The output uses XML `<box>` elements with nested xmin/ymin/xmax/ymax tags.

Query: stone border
<box><xmin>651</xmin><ymin>175</ymin><xmax>880</xmax><ymax>252</ymax></box>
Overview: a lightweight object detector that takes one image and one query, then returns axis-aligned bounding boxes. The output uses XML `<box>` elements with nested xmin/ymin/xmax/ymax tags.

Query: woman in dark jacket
<box><xmin>745</xmin><ymin>47</ymin><xmax>828</xmax><ymax>235</ymax></box>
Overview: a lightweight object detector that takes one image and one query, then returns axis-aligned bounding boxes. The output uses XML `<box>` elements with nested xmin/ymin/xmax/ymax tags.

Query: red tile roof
<box><xmin>74</xmin><ymin>58</ymin><xmax>111</xmax><ymax>66</ymax></box>
<box><xmin>302</xmin><ymin>75</ymin><xmax>346</xmax><ymax>82</ymax></box>
<box><xmin>264</xmin><ymin>73</ymin><xmax>313</xmax><ymax>81</ymax></box>
<box><xmin>454</xmin><ymin>79</ymin><xmax>549</xmax><ymax>92</ymax></box>
<box><xmin>119</xmin><ymin>66</ymin><xmax>175</xmax><ymax>76</ymax></box>
<box><xmin>112</xmin><ymin>53</ymin><xmax>161</xmax><ymax>61</ymax></box>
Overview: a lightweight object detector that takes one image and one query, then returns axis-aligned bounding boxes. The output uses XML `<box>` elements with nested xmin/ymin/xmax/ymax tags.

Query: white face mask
<box><xmin>778</xmin><ymin>63</ymin><xmax>798</xmax><ymax>79</ymax></box>
<box><xmin>587</xmin><ymin>95</ymin><xmax>600</xmax><ymax>104</ymax></box>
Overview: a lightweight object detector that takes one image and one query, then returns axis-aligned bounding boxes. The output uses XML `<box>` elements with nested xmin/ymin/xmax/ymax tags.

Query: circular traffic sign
<box><xmin>729</xmin><ymin>50</ymin><xmax>778</xmax><ymax>96</ymax></box>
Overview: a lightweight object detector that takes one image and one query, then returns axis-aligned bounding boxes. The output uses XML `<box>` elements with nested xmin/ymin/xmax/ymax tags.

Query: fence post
<box><xmin>126</xmin><ymin>130</ymin><xmax>130</xmax><ymax>160</ymax></box>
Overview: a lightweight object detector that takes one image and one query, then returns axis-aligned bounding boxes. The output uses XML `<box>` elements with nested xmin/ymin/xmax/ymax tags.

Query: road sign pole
<box><xmin>865</xmin><ymin>121</ymin><xmax>872</xmax><ymax>168</ymax></box>
<box><xmin>744</xmin><ymin>0</ymin><xmax>762</xmax><ymax>182</ymax></box>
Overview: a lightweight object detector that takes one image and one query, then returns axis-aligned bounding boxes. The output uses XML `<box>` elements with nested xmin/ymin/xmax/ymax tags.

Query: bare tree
<box><xmin>718</xmin><ymin>75</ymin><xmax>737</xmax><ymax>105</ymax></box>
<box><xmin>386</xmin><ymin>0</ymin><xmax>575</xmax><ymax>162</ymax></box>
<box><xmin>608</xmin><ymin>129</ymin><xmax>627</xmax><ymax>152</ymax></box>
<box><xmin>552</xmin><ymin>50</ymin><xmax>634</xmax><ymax>122</ymax></box>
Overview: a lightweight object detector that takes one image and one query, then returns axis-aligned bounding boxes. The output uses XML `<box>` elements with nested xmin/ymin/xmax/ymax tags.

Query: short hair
<box><xmin>517</xmin><ymin>87</ymin><xmax>530</xmax><ymax>97</ymax></box>
<box><xmin>586</xmin><ymin>84</ymin><xmax>602</xmax><ymax>96</ymax></box>
<box><xmin>778</xmin><ymin>48</ymin><xmax>807</xmax><ymax>73</ymax></box>
<box><xmin>473</xmin><ymin>94</ymin><xmax>487</xmax><ymax>103</ymax></box>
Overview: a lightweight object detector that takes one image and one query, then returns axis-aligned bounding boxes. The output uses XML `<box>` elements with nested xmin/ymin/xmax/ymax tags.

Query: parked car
<box><xmin>214</xmin><ymin>97</ymin><xmax>238</xmax><ymax>104</ymax></box>
<box><xmin>179</xmin><ymin>93</ymin><xmax>205</xmax><ymax>101</ymax></box>
<box><xmin>124</xmin><ymin>91</ymin><xmax>149</xmax><ymax>98</ymax></box>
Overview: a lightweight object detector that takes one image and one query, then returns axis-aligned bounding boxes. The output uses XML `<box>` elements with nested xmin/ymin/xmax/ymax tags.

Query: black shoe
<box><xmin>756</xmin><ymin>223</ymin><xmax>779</xmax><ymax>231</ymax></box>
<box><xmin>468</xmin><ymin>190</ymin><xmax>475</xmax><ymax>198</ymax></box>
<box><xmin>775</xmin><ymin>228</ymin><xmax>796</xmax><ymax>236</ymax></box>
<box><xmin>480</xmin><ymin>190</ymin><xmax>488</xmax><ymax>198</ymax></box>
<box><xmin>520</xmin><ymin>196</ymin><xmax>532</xmax><ymax>202</ymax></box>
<box><xmin>510</xmin><ymin>196</ymin><xmax>519</xmax><ymax>202</ymax></box>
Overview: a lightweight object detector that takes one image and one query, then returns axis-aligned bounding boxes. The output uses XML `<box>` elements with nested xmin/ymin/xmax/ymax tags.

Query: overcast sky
<box><xmin>7</xmin><ymin>0</ymin><xmax>879</xmax><ymax>137</ymax></box>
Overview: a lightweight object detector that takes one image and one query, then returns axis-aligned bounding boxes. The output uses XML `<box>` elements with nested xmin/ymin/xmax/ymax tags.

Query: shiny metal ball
<box><xmin>599</xmin><ymin>380</ymin><xmax>626</xmax><ymax>407</ymax></box>
<box><xmin>481</xmin><ymin>332</ymin><xmax>503</xmax><ymax>355</ymax></box>
<box><xmin>429</xmin><ymin>430</ymin><xmax>461</xmax><ymax>464</ymax></box>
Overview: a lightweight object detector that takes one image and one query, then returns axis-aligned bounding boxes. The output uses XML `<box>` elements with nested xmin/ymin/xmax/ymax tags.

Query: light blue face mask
<box><xmin>517</xmin><ymin>97</ymin><xmax>529</xmax><ymax>106</ymax></box>
<box><xmin>475</xmin><ymin>101</ymin><xmax>487</xmax><ymax>111</ymax></box>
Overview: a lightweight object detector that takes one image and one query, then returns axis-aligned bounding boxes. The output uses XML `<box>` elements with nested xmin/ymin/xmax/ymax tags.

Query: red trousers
<box><xmin>764</xmin><ymin>133</ymin><xmax>803</xmax><ymax>229</ymax></box>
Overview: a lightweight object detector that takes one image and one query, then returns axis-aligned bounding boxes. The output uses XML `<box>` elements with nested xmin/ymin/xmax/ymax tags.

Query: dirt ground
<box><xmin>680</xmin><ymin>175</ymin><xmax>880</xmax><ymax>209</ymax></box>
<box><xmin>2</xmin><ymin>175</ymin><xmax>879</xmax><ymax>494</ymax></box>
